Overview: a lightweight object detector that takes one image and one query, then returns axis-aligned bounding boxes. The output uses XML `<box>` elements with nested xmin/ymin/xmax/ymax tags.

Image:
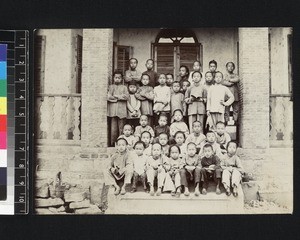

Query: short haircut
<box><xmin>166</xmin><ymin>73</ymin><xmax>174</xmax><ymax>78</ymax></box>
<box><xmin>172</xmin><ymin>109</ymin><xmax>183</xmax><ymax>116</ymax></box>
<box><xmin>116</xmin><ymin>137</ymin><xmax>128</xmax><ymax>145</ymax></box>
<box><xmin>187</xmin><ymin>142</ymin><xmax>197</xmax><ymax>149</ymax></box>
<box><xmin>226</xmin><ymin>141</ymin><xmax>238</xmax><ymax>151</ymax></box>
<box><xmin>205</xmin><ymin>71</ymin><xmax>213</xmax><ymax>77</ymax></box>
<box><xmin>172</xmin><ymin>81</ymin><xmax>180</xmax><ymax>86</ymax></box>
<box><xmin>169</xmin><ymin>145</ymin><xmax>181</xmax><ymax>155</ymax></box>
<box><xmin>134</xmin><ymin>141</ymin><xmax>146</xmax><ymax>149</ymax></box>
<box><xmin>203</xmin><ymin>143</ymin><xmax>213</xmax><ymax>151</ymax></box>
<box><xmin>216</xmin><ymin>121</ymin><xmax>225</xmax><ymax>127</ymax></box>
<box><xmin>206</xmin><ymin>130</ymin><xmax>216</xmax><ymax>136</ymax></box>
<box><xmin>192</xmin><ymin>120</ymin><xmax>202</xmax><ymax>127</ymax></box>
<box><xmin>158</xmin><ymin>73</ymin><xmax>166</xmax><ymax>78</ymax></box>
<box><xmin>140</xmin><ymin>115</ymin><xmax>148</xmax><ymax>120</ymax></box>
<box><xmin>182</xmin><ymin>80</ymin><xmax>190</xmax><ymax>86</ymax></box>
<box><xmin>141</xmin><ymin>131</ymin><xmax>151</xmax><ymax>138</ymax></box>
<box><xmin>128</xmin><ymin>80</ymin><xmax>137</xmax><ymax>87</ymax></box>
<box><xmin>191</xmin><ymin>71</ymin><xmax>202</xmax><ymax>78</ymax></box>
<box><xmin>146</xmin><ymin>59</ymin><xmax>154</xmax><ymax>64</ymax></box>
<box><xmin>158</xmin><ymin>132</ymin><xmax>168</xmax><ymax>138</ymax></box>
<box><xmin>180</xmin><ymin>65</ymin><xmax>190</xmax><ymax>75</ymax></box>
<box><xmin>215</xmin><ymin>71</ymin><xmax>223</xmax><ymax>78</ymax></box>
<box><xmin>152</xmin><ymin>142</ymin><xmax>162</xmax><ymax>149</ymax></box>
<box><xmin>193</xmin><ymin>60</ymin><xmax>202</xmax><ymax>66</ymax></box>
<box><xmin>123</xmin><ymin>124</ymin><xmax>133</xmax><ymax>130</ymax></box>
<box><xmin>159</xmin><ymin>113</ymin><xmax>168</xmax><ymax>121</ymax></box>
<box><xmin>141</xmin><ymin>73</ymin><xmax>150</xmax><ymax>80</ymax></box>
<box><xmin>129</xmin><ymin>57</ymin><xmax>138</xmax><ymax>63</ymax></box>
<box><xmin>209</xmin><ymin>60</ymin><xmax>217</xmax><ymax>67</ymax></box>
<box><xmin>174</xmin><ymin>131</ymin><xmax>186</xmax><ymax>139</ymax></box>
<box><xmin>226</xmin><ymin>62</ymin><xmax>235</xmax><ymax>69</ymax></box>
<box><xmin>113</xmin><ymin>70</ymin><xmax>123</xmax><ymax>78</ymax></box>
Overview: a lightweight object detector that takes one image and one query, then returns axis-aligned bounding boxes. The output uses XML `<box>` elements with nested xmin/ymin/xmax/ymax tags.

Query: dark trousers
<box><xmin>110</xmin><ymin>117</ymin><xmax>125</xmax><ymax>146</ymax></box>
<box><xmin>195</xmin><ymin>168</ymin><xmax>222</xmax><ymax>189</ymax></box>
<box><xmin>180</xmin><ymin>168</ymin><xmax>195</xmax><ymax>187</ymax></box>
<box><xmin>126</xmin><ymin>118</ymin><xmax>140</xmax><ymax>130</ymax></box>
<box><xmin>132</xmin><ymin>171</ymin><xmax>147</xmax><ymax>189</ymax></box>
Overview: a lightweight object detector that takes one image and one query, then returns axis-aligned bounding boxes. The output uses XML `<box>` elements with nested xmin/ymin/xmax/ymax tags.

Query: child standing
<box><xmin>185</xmin><ymin>121</ymin><xmax>206</xmax><ymax>153</ymax></box>
<box><xmin>158</xmin><ymin>132</ymin><xmax>170</xmax><ymax>156</ymax></box>
<box><xmin>125</xmin><ymin>58</ymin><xmax>142</xmax><ymax>85</ymax></box>
<box><xmin>181</xmin><ymin>80</ymin><xmax>191</xmax><ymax>123</ymax></box>
<box><xmin>188</xmin><ymin>60</ymin><xmax>205</xmax><ymax>86</ymax></box>
<box><xmin>146</xmin><ymin>143</ymin><xmax>169</xmax><ymax>196</ymax></box>
<box><xmin>131</xmin><ymin>141</ymin><xmax>149</xmax><ymax>193</ymax></box>
<box><xmin>177</xmin><ymin>65</ymin><xmax>190</xmax><ymax>88</ymax></box>
<box><xmin>221</xmin><ymin>141</ymin><xmax>244</xmax><ymax>197</ymax></box>
<box><xmin>117</xmin><ymin>124</ymin><xmax>137</xmax><ymax>151</ymax></box>
<box><xmin>170</xmin><ymin>81</ymin><xmax>185</xmax><ymax>117</ymax></box>
<box><xmin>215</xmin><ymin>121</ymin><xmax>231</xmax><ymax>150</ymax></box>
<box><xmin>153</xmin><ymin>73</ymin><xmax>171</xmax><ymax>125</ymax></box>
<box><xmin>170</xmin><ymin>109</ymin><xmax>190</xmax><ymax>140</ymax></box>
<box><xmin>142</xmin><ymin>59</ymin><xmax>159</xmax><ymax>87</ymax></box>
<box><xmin>154</xmin><ymin>114</ymin><xmax>170</xmax><ymax>140</ymax></box>
<box><xmin>135</xmin><ymin>74</ymin><xmax>154</xmax><ymax>126</ymax></box>
<box><xmin>222</xmin><ymin>62</ymin><xmax>240</xmax><ymax>125</ymax></box>
<box><xmin>126</xmin><ymin>80</ymin><xmax>141</xmax><ymax>128</ymax></box>
<box><xmin>208</xmin><ymin>60</ymin><xmax>218</xmax><ymax>79</ymax></box>
<box><xmin>104</xmin><ymin>138</ymin><xmax>133</xmax><ymax>195</ymax></box>
<box><xmin>174</xmin><ymin>131</ymin><xmax>187</xmax><ymax>158</ymax></box>
<box><xmin>134</xmin><ymin>115</ymin><xmax>155</xmax><ymax>141</ymax></box>
<box><xmin>140</xmin><ymin>131</ymin><xmax>153</xmax><ymax>157</ymax></box>
<box><xmin>195</xmin><ymin>144</ymin><xmax>222</xmax><ymax>195</ymax></box>
<box><xmin>180</xmin><ymin>142</ymin><xmax>199</xmax><ymax>196</ymax></box>
<box><xmin>206</xmin><ymin>71</ymin><xmax>234</xmax><ymax>130</ymax></box>
<box><xmin>185</xmin><ymin>71</ymin><xmax>207</xmax><ymax>130</ymax></box>
<box><xmin>166</xmin><ymin>73</ymin><xmax>174</xmax><ymax>87</ymax></box>
<box><xmin>107</xmin><ymin>71</ymin><xmax>129</xmax><ymax>146</ymax></box>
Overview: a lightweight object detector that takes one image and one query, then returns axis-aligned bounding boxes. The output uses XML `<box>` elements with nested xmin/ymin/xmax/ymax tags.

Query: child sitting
<box><xmin>117</xmin><ymin>124</ymin><xmax>137</xmax><ymax>151</ymax></box>
<box><xmin>180</xmin><ymin>142</ymin><xmax>199</xmax><ymax>196</ymax></box>
<box><xmin>206</xmin><ymin>71</ymin><xmax>234</xmax><ymax>130</ymax></box>
<box><xmin>142</xmin><ymin>59</ymin><xmax>159</xmax><ymax>88</ymax></box>
<box><xmin>215</xmin><ymin>121</ymin><xmax>231</xmax><ymax>150</ymax></box>
<box><xmin>126</xmin><ymin>80</ymin><xmax>141</xmax><ymax>128</ymax></box>
<box><xmin>146</xmin><ymin>143</ymin><xmax>169</xmax><ymax>196</ymax></box>
<box><xmin>199</xmin><ymin>131</ymin><xmax>223</xmax><ymax>158</ymax></box>
<box><xmin>154</xmin><ymin>114</ymin><xmax>170</xmax><ymax>141</ymax></box>
<box><xmin>195</xmin><ymin>144</ymin><xmax>222</xmax><ymax>195</ymax></box>
<box><xmin>131</xmin><ymin>141</ymin><xmax>149</xmax><ymax>193</ymax></box>
<box><xmin>166</xmin><ymin>73</ymin><xmax>174</xmax><ymax>87</ymax></box>
<box><xmin>170</xmin><ymin>109</ymin><xmax>189</xmax><ymax>141</ymax></box>
<box><xmin>221</xmin><ymin>141</ymin><xmax>244</xmax><ymax>197</ymax></box>
<box><xmin>140</xmin><ymin>131</ymin><xmax>152</xmax><ymax>157</ymax></box>
<box><xmin>104</xmin><ymin>138</ymin><xmax>133</xmax><ymax>195</ymax></box>
<box><xmin>134</xmin><ymin>115</ymin><xmax>155</xmax><ymax>142</ymax></box>
<box><xmin>170</xmin><ymin>81</ymin><xmax>185</xmax><ymax>118</ymax></box>
<box><xmin>125</xmin><ymin>58</ymin><xmax>142</xmax><ymax>85</ymax></box>
<box><xmin>174</xmin><ymin>131</ymin><xmax>187</xmax><ymax>158</ymax></box>
<box><xmin>107</xmin><ymin>70</ymin><xmax>129</xmax><ymax>146</ymax></box>
<box><xmin>188</xmin><ymin>60</ymin><xmax>204</xmax><ymax>86</ymax></box>
<box><xmin>158</xmin><ymin>132</ymin><xmax>170</xmax><ymax>157</ymax></box>
<box><xmin>153</xmin><ymin>73</ymin><xmax>171</xmax><ymax>125</ymax></box>
<box><xmin>185</xmin><ymin>121</ymin><xmax>206</xmax><ymax>154</ymax></box>
<box><xmin>164</xmin><ymin>145</ymin><xmax>182</xmax><ymax>197</ymax></box>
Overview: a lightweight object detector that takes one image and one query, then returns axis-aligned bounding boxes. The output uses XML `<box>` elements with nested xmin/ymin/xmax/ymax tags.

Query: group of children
<box><xmin>106</xmin><ymin>58</ymin><xmax>243</xmax><ymax>197</ymax></box>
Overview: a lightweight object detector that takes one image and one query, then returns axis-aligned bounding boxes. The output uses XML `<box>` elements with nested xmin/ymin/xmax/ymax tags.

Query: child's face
<box><xmin>214</xmin><ymin>72</ymin><xmax>223</xmax><ymax>84</ymax></box>
<box><xmin>141</xmin><ymin>75</ymin><xmax>150</xmax><ymax>86</ymax></box>
<box><xmin>130</xmin><ymin>59</ymin><xmax>138</xmax><ymax>70</ymax></box>
<box><xmin>172</xmin><ymin>83</ymin><xmax>181</xmax><ymax>93</ymax></box>
<box><xmin>192</xmin><ymin>72</ymin><xmax>201</xmax><ymax>83</ymax></box>
<box><xmin>173</xmin><ymin>111</ymin><xmax>183</xmax><ymax>122</ymax></box>
<box><xmin>204</xmin><ymin>147</ymin><xmax>213</xmax><ymax>158</ymax></box>
<box><xmin>193</xmin><ymin>122</ymin><xmax>202</xmax><ymax>134</ymax></box>
<box><xmin>205</xmin><ymin>73</ymin><xmax>213</xmax><ymax>83</ymax></box>
<box><xmin>227</xmin><ymin>143</ymin><xmax>237</xmax><ymax>155</ymax></box>
<box><xmin>134</xmin><ymin>144</ymin><xmax>144</xmax><ymax>156</ymax></box>
<box><xmin>170</xmin><ymin>147</ymin><xmax>180</xmax><ymax>160</ymax></box>
<box><xmin>216</xmin><ymin>123</ymin><xmax>225</xmax><ymax>135</ymax></box>
<box><xmin>187</xmin><ymin>144</ymin><xmax>197</xmax><ymax>157</ymax></box>
<box><xmin>152</xmin><ymin>144</ymin><xmax>162</xmax><ymax>158</ymax></box>
<box><xmin>123</xmin><ymin>125</ymin><xmax>132</xmax><ymax>137</ymax></box>
<box><xmin>179</xmin><ymin>67</ymin><xmax>188</xmax><ymax>77</ymax></box>
<box><xmin>114</xmin><ymin>74</ymin><xmax>122</xmax><ymax>84</ymax></box>
<box><xmin>226</xmin><ymin>63</ymin><xmax>235</xmax><ymax>73</ymax></box>
<box><xmin>182</xmin><ymin>81</ymin><xmax>190</xmax><ymax>91</ymax></box>
<box><xmin>117</xmin><ymin>140</ymin><xmax>127</xmax><ymax>153</ymax></box>
<box><xmin>128</xmin><ymin>85</ymin><xmax>137</xmax><ymax>94</ymax></box>
<box><xmin>146</xmin><ymin>60</ymin><xmax>154</xmax><ymax>70</ymax></box>
<box><xmin>175</xmin><ymin>133</ymin><xmax>185</xmax><ymax>145</ymax></box>
<box><xmin>166</xmin><ymin>75</ymin><xmax>174</xmax><ymax>85</ymax></box>
<box><xmin>209</xmin><ymin>63</ymin><xmax>217</xmax><ymax>72</ymax></box>
<box><xmin>141</xmin><ymin>133</ymin><xmax>151</xmax><ymax>145</ymax></box>
<box><xmin>206</xmin><ymin>132</ymin><xmax>216</xmax><ymax>143</ymax></box>
<box><xmin>193</xmin><ymin>62</ymin><xmax>201</xmax><ymax>71</ymax></box>
<box><xmin>140</xmin><ymin>116</ymin><xmax>148</xmax><ymax>127</ymax></box>
<box><xmin>158</xmin><ymin>74</ymin><xmax>166</xmax><ymax>85</ymax></box>
<box><xmin>158</xmin><ymin>134</ymin><xmax>168</xmax><ymax>146</ymax></box>
<box><xmin>158</xmin><ymin>116</ymin><xmax>167</xmax><ymax>126</ymax></box>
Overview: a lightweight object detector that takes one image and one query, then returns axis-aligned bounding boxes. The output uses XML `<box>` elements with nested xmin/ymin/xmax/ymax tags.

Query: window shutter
<box><xmin>115</xmin><ymin>45</ymin><xmax>131</xmax><ymax>76</ymax></box>
<box><xmin>75</xmin><ymin>35</ymin><xmax>83</xmax><ymax>93</ymax></box>
<box><xmin>179</xmin><ymin>45</ymin><xmax>201</xmax><ymax>72</ymax></box>
<box><xmin>155</xmin><ymin>45</ymin><xmax>175</xmax><ymax>75</ymax></box>
<box><xmin>34</xmin><ymin>35</ymin><xmax>46</xmax><ymax>94</ymax></box>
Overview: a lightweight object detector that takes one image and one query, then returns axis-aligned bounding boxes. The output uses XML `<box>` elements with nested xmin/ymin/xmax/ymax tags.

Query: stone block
<box><xmin>69</xmin><ymin>199</ymin><xmax>91</xmax><ymax>209</ymax></box>
<box><xmin>74</xmin><ymin>204</ymin><xmax>102</xmax><ymax>215</ymax></box>
<box><xmin>35</xmin><ymin>208</ymin><xmax>56</xmax><ymax>215</ymax></box>
<box><xmin>241</xmin><ymin>181</ymin><xmax>259</xmax><ymax>203</ymax></box>
<box><xmin>48</xmin><ymin>206</ymin><xmax>66</xmax><ymax>213</ymax></box>
<box><xmin>64</xmin><ymin>188</ymin><xmax>88</xmax><ymax>202</ymax></box>
<box><xmin>90</xmin><ymin>183</ymin><xmax>104</xmax><ymax>205</ymax></box>
<box><xmin>35</xmin><ymin>198</ymin><xmax>64</xmax><ymax>208</ymax></box>
<box><xmin>35</xmin><ymin>183</ymin><xmax>49</xmax><ymax>198</ymax></box>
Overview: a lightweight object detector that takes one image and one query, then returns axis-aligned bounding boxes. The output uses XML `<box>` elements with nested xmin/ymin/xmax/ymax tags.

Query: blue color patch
<box><xmin>0</xmin><ymin>62</ymin><xmax>7</xmax><ymax>80</ymax></box>
<box><xmin>0</xmin><ymin>45</ymin><xmax>7</xmax><ymax>62</ymax></box>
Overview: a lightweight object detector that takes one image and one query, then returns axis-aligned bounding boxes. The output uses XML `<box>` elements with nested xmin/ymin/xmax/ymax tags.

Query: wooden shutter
<box><xmin>34</xmin><ymin>35</ymin><xmax>46</xmax><ymax>94</ymax></box>
<box><xmin>154</xmin><ymin>45</ymin><xmax>175</xmax><ymax>75</ymax></box>
<box><xmin>179</xmin><ymin>45</ymin><xmax>201</xmax><ymax>71</ymax></box>
<box><xmin>114</xmin><ymin>45</ymin><xmax>132</xmax><ymax>76</ymax></box>
<box><xmin>75</xmin><ymin>35</ymin><xmax>83</xmax><ymax>93</ymax></box>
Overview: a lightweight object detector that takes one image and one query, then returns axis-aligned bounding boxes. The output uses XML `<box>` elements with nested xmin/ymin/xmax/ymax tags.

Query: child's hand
<box><xmin>118</xmin><ymin>168</ymin><xmax>125</xmax><ymax>175</ymax></box>
<box><xmin>209</xmin><ymin>164</ymin><xmax>215</xmax><ymax>170</ymax></box>
<box><xmin>220</xmin><ymin>100</ymin><xmax>225</xmax><ymax>106</ymax></box>
<box><xmin>207</xmin><ymin>110</ymin><xmax>211</xmax><ymax>116</ymax></box>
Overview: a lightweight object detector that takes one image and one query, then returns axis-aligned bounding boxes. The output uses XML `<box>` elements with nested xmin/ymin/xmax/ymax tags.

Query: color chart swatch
<box><xmin>0</xmin><ymin>44</ymin><xmax>7</xmax><ymax>200</ymax></box>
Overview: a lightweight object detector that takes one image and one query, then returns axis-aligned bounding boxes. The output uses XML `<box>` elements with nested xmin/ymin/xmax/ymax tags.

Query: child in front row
<box><xmin>221</xmin><ymin>141</ymin><xmax>244</xmax><ymax>197</ymax></box>
<box><xmin>117</xmin><ymin>124</ymin><xmax>137</xmax><ymax>151</ymax></box>
<box><xmin>141</xmin><ymin>131</ymin><xmax>152</xmax><ymax>157</ymax></box>
<box><xmin>185</xmin><ymin>121</ymin><xmax>206</xmax><ymax>153</ymax></box>
<box><xmin>131</xmin><ymin>141</ymin><xmax>148</xmax><ymax>193</ymax></box>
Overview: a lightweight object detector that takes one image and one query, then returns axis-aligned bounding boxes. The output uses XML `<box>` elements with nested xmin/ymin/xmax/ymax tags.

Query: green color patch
<box><xmin>0</xmin><ymin>80</ymin><xmax>6</xmax><ymax>97</ymax></box>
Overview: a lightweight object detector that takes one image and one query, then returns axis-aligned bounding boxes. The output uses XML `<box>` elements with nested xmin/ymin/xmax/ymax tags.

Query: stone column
<box><xmin>81</xmin><ymin>29</ymin><xmax>113</xmax><ymax>150</ymax></box>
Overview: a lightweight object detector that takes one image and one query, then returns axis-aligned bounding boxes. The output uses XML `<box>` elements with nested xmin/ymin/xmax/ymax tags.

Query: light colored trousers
<box><xmin>164</xmin><ymin>172</ymin><xmax>181</xmax><ymax>192</ymax></box>
<box><xmin>146</xmin><ymin>168</ymin><xmax>166</xmax><ymax>188</ymax></box>
<box><xmin>104</xmin><ymin>167</ymin><xmax>133</xmax><ymax>186</ymax></box>
<box><xmin>222</xmin><ymin>168</ymin><xmax>242</xmax><ymax>187</ymax></box>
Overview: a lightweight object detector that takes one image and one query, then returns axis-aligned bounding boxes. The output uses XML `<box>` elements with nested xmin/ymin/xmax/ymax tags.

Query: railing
<box><xmin>35</xmin><ymin>94</ymin><xmax>81</xmax><ymax>145</ymax></box>
<box><xmin>269</xmin><ymin>95</ymin><xmax>293</xmax><ymax>146</ymax></box>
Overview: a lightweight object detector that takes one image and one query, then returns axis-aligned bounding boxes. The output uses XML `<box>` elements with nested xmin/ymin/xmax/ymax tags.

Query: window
<box><xmin>75</xmin><ymin>35</ymin><xmax>83</xmax><ymax>93</ymax></box>
<box><xmin>34</xmin><ymin>35</ymin><xmax>46</xmax><ymax>94</ymax></box>
<box><xmin>113</xmin><ymin>43</ymin><xmax>133</xmax><ymax>77</ymax></box>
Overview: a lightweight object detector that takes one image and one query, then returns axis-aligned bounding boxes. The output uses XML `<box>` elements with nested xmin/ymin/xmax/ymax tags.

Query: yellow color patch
<box><xmin>0</xmin><ymin>97</ymin><xmax>7</xmax><ymax>115</ymax></box>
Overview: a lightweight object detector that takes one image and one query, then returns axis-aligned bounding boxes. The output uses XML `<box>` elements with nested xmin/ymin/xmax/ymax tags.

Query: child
<box><xmin>154</xmin><ymin>114</ymin><xmax>170</xmax><ymax>140</ymax></box>
<box><xmin>206</xmin><ymin>71</ymin><xmax>234</xmax><ymax>130</ymax></box>
<box><xmin>185</xmin><ymin>121</ymin><xmax>206</xmax><ymax>153</ymax></box>
<box><xmin>125</xmin><ymin>58</ymin><xmax>142</xmax><ymax>85</ymax></box>
<box><xmin>170</xmin><ymin>81</ymin><xmax>185</xmax><ymax>117</ymax></box>
<box><xmin>188</xmin><ymin>60</ymin><xmax>205</xmax><ymax>85</ymax></box>
<box><xmin>181</xmin><ymin>80</ymin><xmax>191</xmax><ymax>123</ymax></box>
<box><xmin>222</xmin><ymin>62</ymin><xmax>240</xmax><ymax>124</ymax></box>
<box><xmin>195</xmin><ymin>144</ymin><xmax>222</xmax><ymax>195</ymax></box>
<box><xmin>203</xmin><ymin>71</ymin><xmax>215</xmax><ymax>132</ymax></box>
<box><xmin>170</xmin><ymin>109</ymin><xmax>189</xmax><ymax>140</ymax></box>
<box><xmin>185</xmin><ymin>71</ymin><xmax>207</xmax><ymax>130</ymax></box>
<box><xmin>135</xmin><ymin>74</ymin><xmax>154</xmax><ymax>126</ymax></box>
<box><xmin>134</xmin><ymin>115</ymin><xmax>155</xmax><ymax>141</ymax></box>
<box><xmin>164</xmin><ymin>145</ymin><xmax>182</xmax><ymax>197</ymax></box>
<box><xmin>177</xmin><ymin>65</ymin><xmax>189</xmax><ymax>88</ymax></box>
<box><xmin>158</xmin><ymin>132</ymin><xmax>170</xmax><ymax>156</ymax></box>
<box><xmin>126</xmin><ymin>80</ymin><xmax>141</xmax><ymax>128</ymax></box>
<box><xmin>107</xmin><ymin>71</ymin><xmax>129</xmax><ymax>146</ymax></box>
<box><xmin>174</xmin><ymin>131</ymin><xmax>187</xmax><ymax>158</ymax></box>
<box><xmin>208</xmin><ymin>60</ymin><xmax>217</xmax><ymax>79</ymax></box>
<box><xmin>117</xmin><ymin>124</ymin><xmax>137</xmax><ymax>151</ymax></box>
<box><xmin>146</xmin><ymin>143</ymin><xmax>168</xmax><ymax>196</ymax></box>
<box><xmin>140</xmin><ymin>131</ymin><xmax>153</xmax><ymax>157</ymax></box>
<box><xmin>166</xmin><ymin>73</ymin><xmax>174</xmax><ymax>87</ymax></box>
<box><xmin>153</xmin><ymin>73</ymin><xmax>171</xmax><ymax>125</ymax></box>
<box><xmin>179</xmin><ymin>142</ymin><xmax>199</xmax><ymax>196</ymax></box>
<box><xmin>221</xmin><ymin>141</ymin><xmax>244</xmax><ymax>197</ymax></box>
<box><xmin>199</xmin><ymin>131</ymin><xmax>223</xmax><ymax>158</ymax></box>
<box><xmin>131</xmin><ymin>141</ymin><xmax>148</xmax><ymax>193</ymax></box>
<box><xmin>142</xmin><ymin>59</ymin><xmax>159</xmax><ymax>87</ymax></box>
<box><xmin>215</xmin><ymin>121</ymin><xmax>231</xmax><ymax>150</ymax></box>
<box><xmin>104</xmin><ymin>138</ymin><xmax>133</xmax><ymax>195</ymax></box>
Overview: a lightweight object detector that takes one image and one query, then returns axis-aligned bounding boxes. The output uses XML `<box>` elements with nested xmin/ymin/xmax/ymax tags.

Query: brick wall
<box><xmin>81</xmin><ymin>29</ymin><xmax>113</xmax><ymax>150</ymax></box>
